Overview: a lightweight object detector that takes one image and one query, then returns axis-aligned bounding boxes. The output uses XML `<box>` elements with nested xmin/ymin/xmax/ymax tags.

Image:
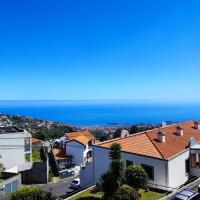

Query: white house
<box><xmin>80</xmin><ymin>121</ymin><xmax>200</xmax><ymax>191</ymax></box>
<box><xmin>54</xmin><ymin>130</ymin><xmax>97</xmax><ymax>168</ymax></box>
<box><xmin>0</xmin><ymin>126</ymin><xmax>32</xmax><ymax>173</ymax></box>
<box><xmin>65</xmin><ymin>130</ymin><xmax>97</xmax><ymax>167</ymax></box>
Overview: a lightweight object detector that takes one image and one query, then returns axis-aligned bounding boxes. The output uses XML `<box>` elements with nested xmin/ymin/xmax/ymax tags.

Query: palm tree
<box><xmin>102</xmin><ymin>143</ymin><xmax>124</xmax><ymax>199</ymax></box>
<box><xmin>109</xmin><ymin>143</ymin><xmax>121</xmax><ymax>160</ymax></box>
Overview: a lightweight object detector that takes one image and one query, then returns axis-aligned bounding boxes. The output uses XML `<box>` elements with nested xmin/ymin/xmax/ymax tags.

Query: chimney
<box><xmin>157</xmin><ymin>130</ymin><xmax>166</xmax><ymax>143</ymax></box>
<box><xmin>176</xmin><ymin>126</ymin><xmax>183</xmax><ymax>136</ymax></box>
<box><xmin>194</xmin><ymin>121</ymin><xmax>200</xmax><ymax>129</ymax></box>
<box><xmin>121</xmin><ymin>130</ymin><xmax>129</xmax><ymax>138</ymax></box>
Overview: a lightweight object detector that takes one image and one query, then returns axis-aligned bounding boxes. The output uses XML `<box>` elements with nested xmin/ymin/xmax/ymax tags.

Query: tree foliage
<box><xmin>0</xmin><ymin>163</ymin><xmax>4</xmax><ymax>176</ymax></box>
<box><xmin>34</xmin><ymin>125</ymin><xmax>75</xmax><ymax>140</ymax></box>
<box><xmin>113</xmin><ymin>128</ymin><xmax>122</xmax><ymax>139</ymax></box>
<box><xmin>101</xmin><ymin>143</ymin><xmax>124</xmax><ymax>199</ymax></box>
<box><xmin>129</xmin><ymin>125</ymin><xmax>155</xmax><ymax>135</ymax></box>
<box><xmin>109</xmin><ymin>143</ymin><xmax>121</xmax><ymax>160</ymax></box>
<box><xmin>11</xmin><ymin>186</ymin><xmax>56</xmax><ymax>200</ymax></box>
<box><xmin>91</xmin><ymin>130</ymin><xmax>110</xmax><ymax>141</ymax></box>
<box><xmin>111</xmin><ymin>185</ymin><xmax>138</xmax><ymax>200</ymax></box>
<box><xmin>125</xmin><ymin>165</ymin><xmax>148</xmax><ymax>191</ymax></box>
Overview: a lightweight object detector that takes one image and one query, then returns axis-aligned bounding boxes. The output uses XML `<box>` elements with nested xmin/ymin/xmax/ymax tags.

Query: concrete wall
<box><xmin>80</xmin><ymin>162</ymin><xmax>94</xmax><ymax>187</ymax></box>
<box><xmin>168</xmin><ymin>150</ymin><xmax>190</xmax><ymax>189</ymax></box>
<box><xmin>0</xmin><ymin>133</ymin><xmax>32</xmax><ymax>170</ymax></box>
<box><xmin>66</xmin><ymin>141</ymin><xmax>85</xmax><ymax>166</ymax></box>
<box><xmin>0</xmin><ymin>173</ymin><xmax>21</xmax><ymax>198</ymax></box>
<box><xmin>21</xmin><ymin>162</ymin><xmax>48</xmax><ymax>184</ymax></box>
<box><xmin>92</xmin><ymin>146</ymin><xmax>168</xmax><ymax>189</ymax></box>
<box><xmin>81</xmin><ymin>146</ymin><xmax>193</xmax><ymax>190</ymax></box>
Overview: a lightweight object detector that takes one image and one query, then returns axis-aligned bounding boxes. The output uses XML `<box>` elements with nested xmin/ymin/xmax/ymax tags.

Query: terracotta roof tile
<box><xmin>98</xmin><ymin>133</ymin><xmax>163</xmax><ymax>159</ymax></box>
<box><xmin>97</xmin><ymin>121</ymin><xmax>200</xmax><ymax>160</ymax></box>
<box><xmin>32</xmin><ymin>138</ymin><xmax>43</xmax><ymax>144</ymax></box>
<box><xmin>67</xmin><ymin>135</ymin><xmax>90</xmax><ymax>145</ymax></box>
<box><xmin>65</xmin><ymin>129</ymin><xmax>96</xmax><ymax>141</ymax></box>
<box><xmin>147</xmin><ymin>121</ymin><xmax>200</xmax><ymax>159</ymax></box>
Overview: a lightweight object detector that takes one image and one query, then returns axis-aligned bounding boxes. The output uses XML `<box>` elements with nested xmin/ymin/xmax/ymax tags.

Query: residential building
<box><xmin>0</xmin><ymin>172</ymin><xmax>21</xmax><ymax>199</ymax></box>
<box><xmin>80</xmin><ymin>121</ymin><xmax>200</xmax><ymax>191</ymax></box>
<box><xmin>0</xmin><ymin>126</ymin><xmax>32</xmax><ymax>173</ymax></box>
<box><xmin>54</xmin><ymin>129</ymin><xmax>97</xmax><ymax>168</ymax></box>
<box><xmin>65</xmin><ymin>130</ymin><xmax>96</xmax><ymax>167</ymax></box>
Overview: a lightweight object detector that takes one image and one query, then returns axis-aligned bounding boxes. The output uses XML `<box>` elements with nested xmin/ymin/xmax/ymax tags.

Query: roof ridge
<box><xmin>97</xmin><ymin>120</ymin><xmax>195</xmax><ymax>146</ymax></box>
<box><xmin>145</xmin><ymin>132</ymin><xmax>165</xmax><ymax>159</ymax></box>
<box><xmin>96</xmin><ymin>130</ymin><xmax>149</xmax><ymax>145</ymax></box>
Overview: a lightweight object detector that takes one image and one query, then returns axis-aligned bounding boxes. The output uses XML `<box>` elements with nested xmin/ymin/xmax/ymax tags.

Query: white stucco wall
<box><xmin>66</xmin><ymin>141</ymin><xmax>85</xmax><ymax>166</ymax></box>
<box><xmin>92</xmin><ymin>146</ymin><xmax>168</xmax><ymax>189</ymax></box>
<box><xmin>0</xmin><ymin>132</ymin><xmax>31</xmax><ymax>170</ymax></box>
<box><xmin>168</xmin><ymin>150</ymin><xmax>190</xmax><ymax>189</ymax></box>
<box><xmin>80</xmin><ymin>162</ymin><xmax>94</xmax><ymax>187</ymax></box>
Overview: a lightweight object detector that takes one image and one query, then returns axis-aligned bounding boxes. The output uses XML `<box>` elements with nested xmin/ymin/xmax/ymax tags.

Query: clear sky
<box><xmin>0</xmin><ymin>0</ymin><xmax>200</xmax><ymax>102</ymax></box>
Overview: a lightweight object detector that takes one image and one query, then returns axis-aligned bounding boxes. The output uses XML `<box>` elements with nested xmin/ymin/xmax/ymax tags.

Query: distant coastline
<box><xmin>0</xmin><ymin>100</ymin><xmax>199</xmax><ymax>126</ymax></box>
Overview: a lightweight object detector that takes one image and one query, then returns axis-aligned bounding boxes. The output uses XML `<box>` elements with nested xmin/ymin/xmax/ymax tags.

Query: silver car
<box><xmin>70</xmin><ymin>178</ymin><xmax>80</xmax><ymax>190</ymax></box>
<box><xmin>172</xmin><ymin>189</ymin><xmax>199</xmax><ymax>200</ymax></box>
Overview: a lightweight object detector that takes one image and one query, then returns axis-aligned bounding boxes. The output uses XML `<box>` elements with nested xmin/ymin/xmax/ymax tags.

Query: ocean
<box><xmin>0</xmin><ymin>100</ymin><xmax>200</xmax><ymax>126</ymax></box>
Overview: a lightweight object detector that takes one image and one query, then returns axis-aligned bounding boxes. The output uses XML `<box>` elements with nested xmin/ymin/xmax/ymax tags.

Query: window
<box><xmin>126</xmin><ymin>160</ymin><xmax>133</xmax><ymax>168</ymax></box>
<box><xmin>24</xmin><ymin>138</ymin><xmax>30</xmax><ymax>152</ymax></box>
<box><xmin>185</xmin><ymin>159</ymin><xmax>190</xmax><ymax>174</ymax></box>
<box><xmin>141</xmin><ymin>164</ymin><xmax>154</xmax><ymax>180</ymax></box>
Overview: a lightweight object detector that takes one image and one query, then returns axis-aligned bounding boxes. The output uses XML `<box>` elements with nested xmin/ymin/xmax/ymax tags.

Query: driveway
<box><xmin>41</xmin><ymin>176</ymin><xmax>79</xmax><ymax>198</ymax></box>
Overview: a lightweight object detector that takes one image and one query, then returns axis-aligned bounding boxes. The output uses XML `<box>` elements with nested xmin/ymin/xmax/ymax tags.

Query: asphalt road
<box><xmin>41</xmin><ymin>176</ymin><xmax>79</xmax><ymax>198</ymax></box>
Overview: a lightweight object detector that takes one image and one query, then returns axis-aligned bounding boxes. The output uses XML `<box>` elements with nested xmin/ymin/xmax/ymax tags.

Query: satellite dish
<box><xmin>189</xmin><ymin>137</ymin><xmax>196</xmax><ymax>147</ymax></box>
<box><xmin>162</xmin><ymin>121</ymin><xmax>167</xmax><ymax>127</ymax></box>
<box><xmin>121</xmin><ymin>130</ymin><xmax>129</xmax><ymax>138</ymax></box>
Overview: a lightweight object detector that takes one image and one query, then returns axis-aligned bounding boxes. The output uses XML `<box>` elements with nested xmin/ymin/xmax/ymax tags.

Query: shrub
<box><xmin>106</xmin><ymin>185</ymin><xmax>138</xmax><ymax>200</ymax></box>
<box><xmin>125</xmin><ymin>165</ymin><xmax>148</xmax><ymax>191</ymax></box>
<box><xmin>93</xmin><ymin>180</ymin><xmax>102</xmax><ymax>193</ymax></box>
<box><xmin>11</xmin><ymin>186</ymin><xmax>56</xmax><ymax>200</ymax></box>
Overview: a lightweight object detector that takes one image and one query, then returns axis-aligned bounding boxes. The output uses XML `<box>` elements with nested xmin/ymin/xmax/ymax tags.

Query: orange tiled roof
<box><xmin>72</xmin><ymin>135</ymin><xmax>90</xmax><ymax>145</ymax></box>
<box><xmin>98</xmin><ymin>132</ymin><xmax>163</xmax><ymax>159</ymax></box>
<box><xmin>97</xmin><ymin>121</ymin><xmax>200</xmax><ymax>160</ymax></box>
<box><xmin>65</xmin><ymin>129</ymin><xmax>96</xmax><ymax>141</ymax></box>
<box><xmin>32</xmin><ymin>138</ymin><xmax>43</xmax><ymax>144</ymax></box>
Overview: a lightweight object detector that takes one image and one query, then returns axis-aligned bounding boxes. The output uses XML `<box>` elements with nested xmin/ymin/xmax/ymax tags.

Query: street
<box><xmin>41</xmin><ymin>176</ymin><xmax>79</xmax><ymax>198</ymax></box>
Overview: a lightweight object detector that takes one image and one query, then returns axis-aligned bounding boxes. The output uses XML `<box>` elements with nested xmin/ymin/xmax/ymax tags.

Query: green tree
<box><xmin>0</xmin><ymin>163</ymin><xmax>4</xmax><ymax>176</ymax></box>
<box><xmin>111</xmin><ymin>185</ymin><xmax>138</xmax><ymax>200</ymax></box>
<box><xmin>129</xmin><ymin>125</ymin><xmax>155</xmax><ymax>135</ymax></box>
<box><xmin>109</xmin><ymin>143</ymin><xmax>121</xmax><ymax>160</ymax></box>
<box><xmin>33</xmin><ymin>132</ymin><xmax>45</xmax><ymax>140</ymax></box>
<box><xmin>125</xmin><ymin>165</ymin><xmax>148</xmax><ymax>191</ymax></box>
<box><xmin>113</xmin><ymin>128</ymin><xmax>122</xmax><ymax>139</ymax></box>
<box><xmin>101</xmin><ymin>143</ymin><xmax>124</xmax><ymax>199</ymax></box>
<box><xmin>11</xmin><ymin>186</ymin><xmax>56</xmax><ymax>200</ymax></box>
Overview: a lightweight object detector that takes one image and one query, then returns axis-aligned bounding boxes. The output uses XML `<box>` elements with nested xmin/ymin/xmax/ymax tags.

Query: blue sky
<box><xmin>0</xmin><ymin>0</ymin><xmax>200</xmax><ymax>102</ymax></box>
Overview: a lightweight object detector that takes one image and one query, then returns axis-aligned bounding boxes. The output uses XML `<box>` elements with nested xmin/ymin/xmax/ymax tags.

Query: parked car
<box><xmin>70</xmin><ymin>178</ymin><xmax>80</xmax><ymax>189</ymax></box>
<box><xmin>172</xmin><ymin>189</ymin><xmax>199</xmax><ymax>200</ymax></box>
